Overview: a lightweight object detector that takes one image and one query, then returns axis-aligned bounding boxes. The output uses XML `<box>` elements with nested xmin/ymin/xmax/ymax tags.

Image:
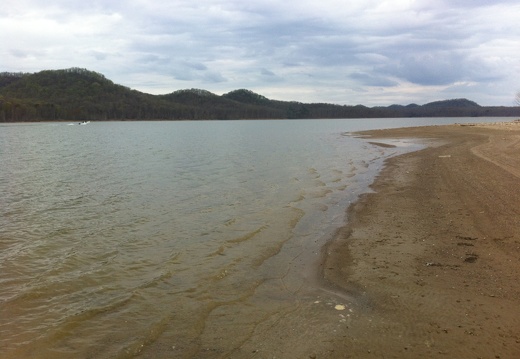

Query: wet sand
<box><xmin>322</xmin><ymin>120</ymin><xmax>520</xmax><ymax>358</ymax></box>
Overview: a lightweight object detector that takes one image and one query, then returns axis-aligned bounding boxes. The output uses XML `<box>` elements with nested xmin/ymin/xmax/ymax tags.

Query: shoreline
<box><xmin>1</xmin><ymin>116</ymin><xmax>519</xmax><ymax>125</ymax></box>
<box><xmin>321</xmin><ymin>121</ymin><xmax>520</xmax><ymax>358</ymax></box>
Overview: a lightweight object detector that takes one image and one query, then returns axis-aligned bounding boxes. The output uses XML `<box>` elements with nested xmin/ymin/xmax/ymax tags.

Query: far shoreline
<box><xmin>1</xmin><ymin>116</ymin><xmax>519</xmax><ymax>125</ymax></box>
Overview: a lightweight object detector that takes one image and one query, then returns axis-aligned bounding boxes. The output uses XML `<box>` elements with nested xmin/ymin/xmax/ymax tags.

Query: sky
<box><xmin>1</xmin><ymin>0</ymin><xmax>520</xmax><ymax>106</ymax></box>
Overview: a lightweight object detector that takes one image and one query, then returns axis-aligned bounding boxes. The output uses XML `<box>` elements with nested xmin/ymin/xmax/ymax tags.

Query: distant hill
<box><xmin>1</xmin><ymin>68</ymin><xmax>519</xmax><ymax>122</ymax></box>
<box><xmin>423</xmin><ymin>98</ymin><xmax>480</xmax><ymax>108</ymax></box>
<box><xmin>222</xmin><ymin>89</ymin><xmax>271</xmax><ymax>105</ymax></box>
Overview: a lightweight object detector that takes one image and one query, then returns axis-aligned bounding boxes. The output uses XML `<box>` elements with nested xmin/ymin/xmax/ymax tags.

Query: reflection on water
<box><xmin>0</xmin><ymin>118</ymin><xmax>492</xmax><ymax>357</ymax></box>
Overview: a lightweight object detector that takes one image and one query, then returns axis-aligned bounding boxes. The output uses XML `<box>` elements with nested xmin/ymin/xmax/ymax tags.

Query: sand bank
<box><xmin>322</xmin><ymin>120</ymin><xmax>520</xmax><ymax>358</ymax></box>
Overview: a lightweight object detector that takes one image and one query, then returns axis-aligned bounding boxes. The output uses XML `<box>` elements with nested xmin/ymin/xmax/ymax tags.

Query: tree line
<box><xmin>1</xmin><ymin>68</ymin><xmax>519</xmax><ymax>122</ymax></box>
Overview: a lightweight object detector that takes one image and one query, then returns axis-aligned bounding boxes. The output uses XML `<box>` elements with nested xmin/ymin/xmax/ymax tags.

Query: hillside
<box><xmin>1</xmin><ymin>68</ymin><xmax>519</xmax><ymax>122</ymax></box>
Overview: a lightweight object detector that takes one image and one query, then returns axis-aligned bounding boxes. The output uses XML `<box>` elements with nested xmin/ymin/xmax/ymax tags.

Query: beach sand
<box><xmin>321</xmin><ymin>120</ymin><xmax>520</xmax><ymax>358</ymax></box>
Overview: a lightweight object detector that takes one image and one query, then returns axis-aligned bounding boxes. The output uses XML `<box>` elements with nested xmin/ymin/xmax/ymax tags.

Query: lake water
<box><xmin>0</xmin><ymin>118</ymin><xmax>503</xmax><ymax>358</ymax></box>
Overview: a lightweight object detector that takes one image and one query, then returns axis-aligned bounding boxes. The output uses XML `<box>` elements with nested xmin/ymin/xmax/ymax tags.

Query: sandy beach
<box><xmin>322</xmin><ymin>120</ymin><xmax>520</xmax><ymax>358</ymax></box>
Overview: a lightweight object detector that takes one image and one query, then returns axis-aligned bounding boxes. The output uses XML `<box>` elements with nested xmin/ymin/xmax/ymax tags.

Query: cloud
<box><xmin>2</xmin><ymin>0</ymin><xmax>520</xmax><ymax>106</ymax></box>
<box><xmin>376</xmin><ymin>53</ymin><xmax>484</xmax><ymax>86</ymax></box>
<box><xmin>89</xmin><ymin>51</ymin><xmax>109</xmax><ymax>61</ymax></box>
<box><xmin>260</xmin><ymin>68</ymin><xmax>276</xmax><ymax>77</ymax></box>
<box><xmin>349</xmin><ymin>72</ymin><xmax>398</xmax><ymax>87</ymax></box>
<box><xmin>202</xmin><ymin>71</ymin><xmax>227</xmax><ymax>83</ymax></box>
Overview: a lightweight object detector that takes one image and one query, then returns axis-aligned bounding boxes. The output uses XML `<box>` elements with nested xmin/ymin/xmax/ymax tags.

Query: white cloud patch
<box><xmin>1</xmin><ymin>0</ymin><xmax>520</xmax><ymax>105</ymax></box>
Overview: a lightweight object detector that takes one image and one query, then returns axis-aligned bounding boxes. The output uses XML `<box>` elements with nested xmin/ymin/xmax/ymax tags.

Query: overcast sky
<box><xmin>2</xmin><ymin>0</ymin><xmax>520</xmax><ymax>106</ymax></box>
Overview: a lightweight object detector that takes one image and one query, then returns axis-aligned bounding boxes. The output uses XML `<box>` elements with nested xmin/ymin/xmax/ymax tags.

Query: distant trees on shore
<box><xmin>1</xmin><ymin>68</ymin><xmax>520</xmax><ymax>122</ymax></box>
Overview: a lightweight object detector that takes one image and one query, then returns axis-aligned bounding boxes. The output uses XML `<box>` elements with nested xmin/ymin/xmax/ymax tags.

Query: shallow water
<box><xmin>0</xmin><ymin>118</ymin><xmax>504</xmax><ymax>358</ymax></box>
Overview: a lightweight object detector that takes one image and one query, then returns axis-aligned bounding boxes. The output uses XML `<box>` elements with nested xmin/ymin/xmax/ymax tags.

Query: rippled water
<box><xmin>0</xmin><ymin>118</ymin><xmax>498</xmax><ymax>358</ymax></box>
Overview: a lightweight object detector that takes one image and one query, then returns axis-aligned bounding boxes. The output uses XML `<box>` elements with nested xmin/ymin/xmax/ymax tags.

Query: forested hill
<box><xmin>1</xmin><ymin>68</ymin><xmax>519</xmax><ymax>122</ymax></box>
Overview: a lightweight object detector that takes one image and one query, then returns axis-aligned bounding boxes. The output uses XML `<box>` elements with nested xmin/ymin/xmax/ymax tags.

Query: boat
<box><xmin>78</xmin><ymin>121</ymin><xmax>90</xmax><ymax>125</ymax></box>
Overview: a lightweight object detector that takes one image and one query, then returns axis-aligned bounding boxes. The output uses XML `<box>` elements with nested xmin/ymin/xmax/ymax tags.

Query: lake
<box><xmin>0</xmin><ymin>117</ymin><xmax>502</xmax><ymax>358</ymax></box>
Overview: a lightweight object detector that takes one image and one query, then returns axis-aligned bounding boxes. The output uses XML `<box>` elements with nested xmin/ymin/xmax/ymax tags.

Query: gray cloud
<box><xmin>2</xmin><ymin>0</ymin><xmax>520</xmax><ymax>106</ymax></box>
<box><xmin>378</xmin><ymin>53</ymin><xmax>472</xmax><ymax>86</ymax></box>
<box><xmin>349</xmin><ymin>72</ymin><xmax>398</xmax><ymax>87</ymax></box>
<box><xmin>260</xmin><ymin>68</ymin><xmax>277</xmax><ymax>77</ymax></box>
